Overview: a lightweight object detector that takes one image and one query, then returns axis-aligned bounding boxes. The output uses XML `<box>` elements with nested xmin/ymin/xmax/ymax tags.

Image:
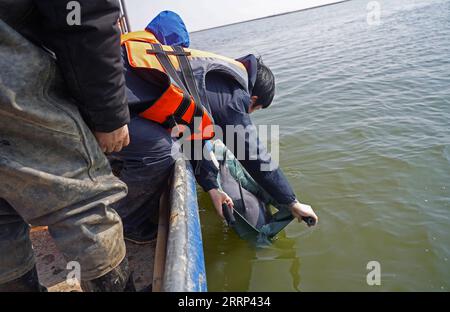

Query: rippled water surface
<box><xmin>191</xmin><ymin>0</ymin><xmax>450</xmax><ymax>291</ymax></box>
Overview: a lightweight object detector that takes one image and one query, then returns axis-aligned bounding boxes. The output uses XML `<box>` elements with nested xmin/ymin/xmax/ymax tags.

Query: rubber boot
<box><xmin>80</xmin><ymin>257</ymin><xmax>136</xmax><ymax>292</ymax></box>
<box><xmin>0</xmin><ymin>266</ymin><xmax>47</xmax><ymax>292</ymax></box>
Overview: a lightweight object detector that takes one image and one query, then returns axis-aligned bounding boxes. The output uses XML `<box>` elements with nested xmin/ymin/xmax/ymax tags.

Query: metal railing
<box><xmin>118</xmin><ymin>0</ymin><xmax>131</xmax><ymax>34</ymax></box>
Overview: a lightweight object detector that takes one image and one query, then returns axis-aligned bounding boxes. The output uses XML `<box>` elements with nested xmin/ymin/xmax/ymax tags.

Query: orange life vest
<box><xmin>121</xmin><ymin>31</ymin><xmax>217</xmax><ymax>140</ymax></box>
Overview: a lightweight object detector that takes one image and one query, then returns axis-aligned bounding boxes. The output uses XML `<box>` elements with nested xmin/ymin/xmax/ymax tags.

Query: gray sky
<box><xmin>124</xmin><ymin>0</ymin><xmax>344</xmax><ymax>32</ymax></box>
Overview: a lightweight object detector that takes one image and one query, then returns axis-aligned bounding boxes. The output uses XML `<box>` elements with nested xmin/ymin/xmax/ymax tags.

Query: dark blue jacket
<box><xmin>10</xmin><ymin>0</ymin><xmax>131</xmax><ymax>132</ymax></box>
<box><xmin>205</xmin><ymin>72</ymin><xmax>296</xmax><ymax>205</ymax></box>
<box><xmin>122</xmin><ymin>51</ymin><xmax>296</xmax><ymax>204</ymax></box>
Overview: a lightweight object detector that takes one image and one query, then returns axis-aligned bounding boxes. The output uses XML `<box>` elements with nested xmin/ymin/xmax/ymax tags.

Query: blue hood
<box><xmin>145</xmin><ymin>11</ymin><xmax>190</xmax><ymax>48</ymax></box>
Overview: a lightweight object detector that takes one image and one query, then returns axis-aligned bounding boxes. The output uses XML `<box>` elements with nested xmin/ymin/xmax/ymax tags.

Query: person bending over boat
<box><xmin>110</xmin><ymin>11</ymin><xmax>318</xmax><ymax>244</ymax></box>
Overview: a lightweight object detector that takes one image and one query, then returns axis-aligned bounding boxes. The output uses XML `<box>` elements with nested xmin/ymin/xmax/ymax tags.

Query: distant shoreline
<box><xmin>191</xmin><ymin>0</ymin><xmax>351</xmax><ymax>34</ymax></box>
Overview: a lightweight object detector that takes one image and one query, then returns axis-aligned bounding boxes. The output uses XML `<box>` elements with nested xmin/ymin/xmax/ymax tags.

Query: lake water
<box><xmin>191</xmin><ymin>0</ymin><xmax>450</xmax><ymax>291</ymax></box>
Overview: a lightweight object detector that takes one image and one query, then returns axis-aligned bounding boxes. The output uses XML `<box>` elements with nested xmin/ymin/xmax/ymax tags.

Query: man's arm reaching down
<box><xmin>224</xmin><ymin>105</ymin><xmax>297</xmax><ymax>205</ymax></box>
<box><xmin>227</xmin><ymin>110</ymin><xmax>318</xmax><ymax>225</ymax></box>
<box><xmin>205</xmin><ymin>73</ymin><xmax>318</xmax><ymax>224</ymax></box>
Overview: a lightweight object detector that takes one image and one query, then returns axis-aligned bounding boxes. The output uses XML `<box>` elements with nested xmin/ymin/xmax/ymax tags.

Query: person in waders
<box><xmin>0</xmin><ymin>0</ymin><xmax>137</xmax><ymax>292</ymax></box>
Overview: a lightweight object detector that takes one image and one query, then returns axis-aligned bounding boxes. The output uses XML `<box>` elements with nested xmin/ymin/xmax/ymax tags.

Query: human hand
<box><xmin>208</xmin><ymin>189</ymin><xmax>234</xmax><ymax>219</ymax></box>
<box><xmin>289</xmin><ymin>201</ymin><xmax>318</xmax><ymax>227</ymax></box>
<box><xmin>94</xmin><ymin>125</ymin><xmax>130</xmax><ymax>154</ymax></box>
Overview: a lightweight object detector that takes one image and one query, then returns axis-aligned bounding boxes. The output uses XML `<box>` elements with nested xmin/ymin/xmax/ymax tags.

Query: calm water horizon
<box><xmin>192</xmin><ymin>0</ymin><xmax>450</xmax><ymax>291</ymax></box>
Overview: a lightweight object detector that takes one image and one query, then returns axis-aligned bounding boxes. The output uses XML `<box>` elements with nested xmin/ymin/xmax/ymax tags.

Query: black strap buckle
<box><xmin>146</xmin><ymin>49</ymin><xmax>191</xmax><ymax>56</ymax></box>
